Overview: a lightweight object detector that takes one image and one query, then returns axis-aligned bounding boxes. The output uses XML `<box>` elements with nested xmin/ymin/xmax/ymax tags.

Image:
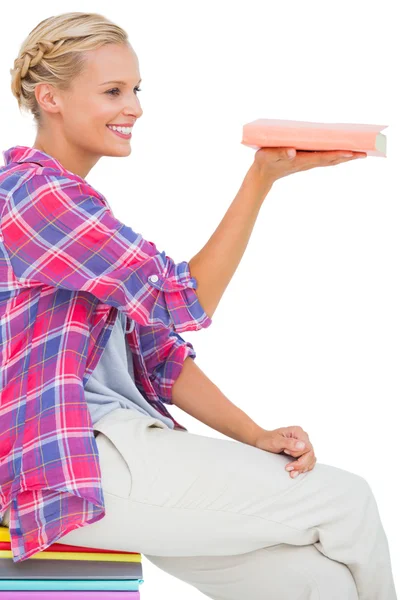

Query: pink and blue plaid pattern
<box><xmin>0</xmin><ymin>146</ymin><xmax>212</xmax><ymax>563</ymax></box>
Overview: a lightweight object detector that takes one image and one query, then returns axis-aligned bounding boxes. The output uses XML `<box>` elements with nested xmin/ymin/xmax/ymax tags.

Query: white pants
<box><xmin>6</xmin><ymin>408</ymin><xmax>397</xmax><ymax>600</ymax></box>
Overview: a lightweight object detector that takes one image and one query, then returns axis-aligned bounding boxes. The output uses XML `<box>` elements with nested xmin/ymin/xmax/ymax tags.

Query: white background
<box><xmin>1</xmin><ymin>0</ymin><xmax>399</xmax><ymax>597</ymax></box>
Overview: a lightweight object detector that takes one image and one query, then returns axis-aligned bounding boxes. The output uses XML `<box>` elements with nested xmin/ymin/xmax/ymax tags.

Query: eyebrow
<box><xmin>99</xmin><ymin>79</ymin><xmax>142</xmax><ymax>86</ymax></box>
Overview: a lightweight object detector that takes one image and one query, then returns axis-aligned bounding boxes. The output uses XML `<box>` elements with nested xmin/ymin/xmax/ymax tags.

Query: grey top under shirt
<box><xmin>84</xmin><ymin>310</ymin><xmax>174</xmax><ymax>429</ymax></box>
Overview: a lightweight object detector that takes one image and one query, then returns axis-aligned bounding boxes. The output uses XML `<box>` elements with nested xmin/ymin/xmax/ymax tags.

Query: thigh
<box><xmin>144</xmin><ymin>544</ymin><xmax>358</xmax><ymax>600</ymax></box>
<box><xmin>101</xmin><ymin>409</ymin><xmax>361</xmax><ymax>513</ymax></box>
<box><xmin>59</xmin><ymin>409</ymin><xmax>367</xmax><ymax>559</ymax></box>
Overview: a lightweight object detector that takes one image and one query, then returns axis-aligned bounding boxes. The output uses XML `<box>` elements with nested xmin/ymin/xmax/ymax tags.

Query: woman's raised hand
<box><xmin>252</xmin><ymin>147</ymin><xmax>367</xmax><ymax>186</ymax></box>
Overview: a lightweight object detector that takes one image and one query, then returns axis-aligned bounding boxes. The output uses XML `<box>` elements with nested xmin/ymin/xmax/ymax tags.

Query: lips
<box><xmin>107</xmin><ymin>123</ymin><xmax>135</xmax><ymax>127</ymax></box>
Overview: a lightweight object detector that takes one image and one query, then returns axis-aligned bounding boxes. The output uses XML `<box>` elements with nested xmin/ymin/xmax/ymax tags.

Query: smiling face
<box><xmin>33</xmin><ymin>42</ymin><xmax>143</xmax><ymax>178</ymax></box>
<box><xmin>66</xmin><ymin>42</ymin><xmax>143</xmax><ymax>154</ymax></box>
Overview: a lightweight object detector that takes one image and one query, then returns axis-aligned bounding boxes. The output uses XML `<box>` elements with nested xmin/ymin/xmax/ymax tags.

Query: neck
<box><xmin>32</xmin><ymin>134</ymin><xmax>100</xmax><ymax>180</ymax></box>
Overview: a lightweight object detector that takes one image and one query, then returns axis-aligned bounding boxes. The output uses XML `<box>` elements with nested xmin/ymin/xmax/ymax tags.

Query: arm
<box><xmin>189</xmin><ymin>163</ymin><xmax>274</xmax><ymax>319</ymax></box>
<box><xmin>139</xmin><ymin>163</ymin><xmax>274</xmax><ymax>393</ymax></box>
<box><xmin>1</xmin><ymin>172</ymin><xmax>211</xmax><ymax>334</ymax></box>
<box><xmin>4</xmin><ymin>163</ymin><xmax>272</xmax><ymax>336</ymax></box>
<box><xmin>171</xmin><ymin>356</ymin><xmax>263</xmax><ymax>446</ymax></box>
<box><xmin>139</xmin><ymin>325</ymin><xmax>197</xmax><ymax>404</ymax></box>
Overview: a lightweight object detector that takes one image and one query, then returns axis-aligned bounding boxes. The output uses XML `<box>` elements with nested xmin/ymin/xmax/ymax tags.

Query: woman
<box><xmin>0</xmin><ymin>11</ymin><xmax>397</xmax><ymax>600</ymax></box>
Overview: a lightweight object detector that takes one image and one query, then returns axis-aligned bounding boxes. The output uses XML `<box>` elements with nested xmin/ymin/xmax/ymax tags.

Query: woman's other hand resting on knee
<box><xmin>254</xmin><ymin>426</ymin><xmax>316</xmax><ymax>479</ymax></box>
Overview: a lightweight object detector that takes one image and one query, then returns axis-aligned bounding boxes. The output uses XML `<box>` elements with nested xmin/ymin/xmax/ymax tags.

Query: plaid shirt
<box><xmin>0</xmin><ymin>146</ymin><xmax>212</xmax><ymax>562</ymax></box>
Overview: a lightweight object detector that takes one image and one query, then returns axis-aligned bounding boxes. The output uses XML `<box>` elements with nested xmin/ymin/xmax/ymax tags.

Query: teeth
<box><xmin>107</xmin><ymin>125</ymin><xmax>132</xmax><ymax>134</ymax></box>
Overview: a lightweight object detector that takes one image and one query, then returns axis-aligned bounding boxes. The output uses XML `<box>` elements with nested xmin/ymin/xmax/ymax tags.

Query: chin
<box><xmin>104</xmin><ymin>144</ymin><xmax>132</xmax><ymax>157</ymax></box>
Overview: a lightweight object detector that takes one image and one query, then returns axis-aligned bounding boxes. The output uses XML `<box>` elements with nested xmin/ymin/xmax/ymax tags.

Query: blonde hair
<box><xmin>10</xmin><ymin>12</ymin><xmax>129</xmax><ymax>127</ymax></box>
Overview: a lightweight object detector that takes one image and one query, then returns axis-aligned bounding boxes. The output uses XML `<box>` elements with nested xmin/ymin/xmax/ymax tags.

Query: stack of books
<box><xmin>0</xmin><ymin>525</ymin><xmax>144</xmax><ymax>599</ymax></box>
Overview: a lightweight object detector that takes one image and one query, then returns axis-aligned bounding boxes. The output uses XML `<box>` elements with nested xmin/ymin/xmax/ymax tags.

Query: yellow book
<box><xmin>0</xmin><ymin>527</ymin><xmax>140</xmax><ymax>562</ymax></box>
<box><xmin>0</xmin><ymin>527</ymin><xmax>11</xmax><ymax>543</ymax></box>
<box><xmin>0</xmin><ymin>550</ymin><xmax>141</xmax><ymax>562</ymax></box>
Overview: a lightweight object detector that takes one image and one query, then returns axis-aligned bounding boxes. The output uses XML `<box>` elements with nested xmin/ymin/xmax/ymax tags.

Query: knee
<box><xmin>348</xmin><ymin>470</ymin><xmax>373</xmax><ymax>497</ymax></box>
<box><xmin>335</xmin><ymin>466</ymin><xmax>374</xmax><ymax>510</ymax></box>
<box><xmin>317</xmin><ymin>462</ymin><xmax>373</xmax><ymax>509</ymax></box>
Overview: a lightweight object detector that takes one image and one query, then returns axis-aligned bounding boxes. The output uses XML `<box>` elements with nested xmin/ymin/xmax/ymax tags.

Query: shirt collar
<box><xmin>3</xmin><ymin>145</ymin><xmax>67</xmax><ymax>171</ymax></box>
<box><xmin>2</xmin><ymin>145</ymin><xmax>112</xmax><ymax>211</ymax></box>
<box><xmin>2</xmin><ymin>145</ymin><xmax>90</xmax><ymax>185</ymax></box>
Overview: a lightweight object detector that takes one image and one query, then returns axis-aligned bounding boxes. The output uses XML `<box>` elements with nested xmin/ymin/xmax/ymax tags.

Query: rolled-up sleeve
<box><xmin>1</xmin><ymin>173</ymin><xmax>212</xmax><ymax>333</ymax></box>
<box><xmin>138</xmin><ymin>323</ymin><xmax>197</xmax><ymax>404</ymax></box>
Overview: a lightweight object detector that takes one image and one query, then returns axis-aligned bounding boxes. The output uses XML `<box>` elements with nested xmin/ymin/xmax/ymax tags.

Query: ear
<box><xmin>34</xmin><ymin>82</ymin><xmax>62</xmax><ymax>116</ymax></box>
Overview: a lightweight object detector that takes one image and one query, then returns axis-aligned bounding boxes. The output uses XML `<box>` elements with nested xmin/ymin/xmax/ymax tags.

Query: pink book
<box><xmin>241</xmin><ymin>118</ymin><xmax>387</xmax><ymax>157</ymax></box>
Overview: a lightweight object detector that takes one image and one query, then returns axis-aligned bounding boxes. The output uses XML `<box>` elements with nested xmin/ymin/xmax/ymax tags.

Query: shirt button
<box><xmin>149</xmin><ymin>275</ymin><xmax>159</xmax><ymax>282</ymax></box>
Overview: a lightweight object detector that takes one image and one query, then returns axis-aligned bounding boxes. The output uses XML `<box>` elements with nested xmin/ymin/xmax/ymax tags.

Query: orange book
<box><xmin>241</xmin><ymin>118</ymin><xmax>387</xmax><ymax>157</ymax></box>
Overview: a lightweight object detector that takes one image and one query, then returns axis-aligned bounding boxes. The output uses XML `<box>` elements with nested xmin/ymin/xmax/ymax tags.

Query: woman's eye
<box><xmin>106</xmin><ymin>87</ymin><xmax>142</xmax><ymax>97</ymax></box>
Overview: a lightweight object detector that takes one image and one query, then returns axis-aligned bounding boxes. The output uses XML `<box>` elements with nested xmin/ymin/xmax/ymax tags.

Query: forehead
<box><xmin>83</xmin><ymin>43</ymin><xmax>140</xmax><ymax>82</ymax></box>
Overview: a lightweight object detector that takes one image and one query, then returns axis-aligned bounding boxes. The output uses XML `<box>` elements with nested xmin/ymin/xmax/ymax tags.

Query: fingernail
<box><xmin>292</xmin><ymin>471</ymin><xmax>299</xmax><ymax>478</ymax></box>
<box><xmin>295</xmin><ymin>441</ymin><xmax>305</xmax><ymax>449</ymax></box>
<box><xmin>341</xmin><ymin>153</ymin><xmax>353</xmax><ymax>157</ymax></box>
<box><xmin>287</xmin><ymin>149</ymin><xmax>296</xmax><ymax>158</ymax></box>
<box><xmin>286</xmin><ymin>465</ymin><xmax>294</xmax><ymax>471</ymax></box>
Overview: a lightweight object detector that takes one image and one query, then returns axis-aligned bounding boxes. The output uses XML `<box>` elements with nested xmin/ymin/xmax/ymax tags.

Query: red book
<box><xmin>0</xmin><ymin>542</ymin><xmax>139</xmax><ymax>555</ymax></box>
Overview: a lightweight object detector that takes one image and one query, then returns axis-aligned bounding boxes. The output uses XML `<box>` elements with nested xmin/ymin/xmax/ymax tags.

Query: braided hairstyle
<box><xmin>10</xmin><ymin>12</ymin><xmax>129</xmax><ymax>127</ymax></box>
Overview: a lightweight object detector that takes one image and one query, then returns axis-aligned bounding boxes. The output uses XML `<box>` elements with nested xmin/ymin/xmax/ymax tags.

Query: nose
<box><xmin>123</xmin><ymin>107</ymin><xmax>143</xmax><ymax>121</ymax></box>
<box><xmin>124</xmin><ymin>94</ymin><xmax>143</xmax><ymax>120</ymax></box>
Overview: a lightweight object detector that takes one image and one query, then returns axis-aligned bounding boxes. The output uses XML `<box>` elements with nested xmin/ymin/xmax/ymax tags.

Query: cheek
<box><xmin>96</xmin><ymin>98</ymin><xmax>117</xmax><ymax>124</ymax></box>
<box><xmin>69</xmin><ymin>97</ymin><xmax>112</xmax><ymax>130</ymax></box>
<box><xmin>64</xmin><ymin>101</ymin><xmax>89</xmax><ymax>131</ymax></box>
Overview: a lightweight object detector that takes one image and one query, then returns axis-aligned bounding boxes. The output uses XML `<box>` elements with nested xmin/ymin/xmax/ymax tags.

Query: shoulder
<box><xmin>5</xmin><ymin>166</ymin><xmax>110</xmax><ymax>212</ymax></box>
